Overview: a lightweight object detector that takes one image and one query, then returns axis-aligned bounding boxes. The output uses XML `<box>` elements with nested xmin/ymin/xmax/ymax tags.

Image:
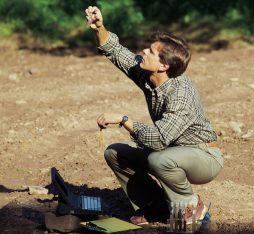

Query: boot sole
<box><xmin>186</xmin><ymin>205</ymin><xmax>208</xmax><ymax>225</ymax></box>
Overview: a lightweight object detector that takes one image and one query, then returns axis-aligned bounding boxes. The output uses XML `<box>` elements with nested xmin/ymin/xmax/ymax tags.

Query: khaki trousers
<box><xmin>104</xmin><ymin>141</ymin><xmax>223</xmax><ymax>212</ymax></box>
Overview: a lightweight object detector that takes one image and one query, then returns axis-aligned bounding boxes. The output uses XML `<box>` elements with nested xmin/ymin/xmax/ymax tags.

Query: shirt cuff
<box><xmin>97</xmin><ymin>32</ymin><xmax>119</xmax><ymax>52</ymax></box>
<box><xmin>133</xmin><ymin>121</ymin><xmax>145</xmax><ymax>139</ymax></box>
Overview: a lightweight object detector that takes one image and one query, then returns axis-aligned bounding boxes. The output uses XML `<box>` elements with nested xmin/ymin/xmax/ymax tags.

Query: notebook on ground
<box><xmin>51</xmin><ymin>167</ymin><xmax>104</xmax><ymax>215</ymax></box>
<box><xmin>81</xmin><ymin>217</ymin><xmax>142</xmax><ymax>233</ymax></box>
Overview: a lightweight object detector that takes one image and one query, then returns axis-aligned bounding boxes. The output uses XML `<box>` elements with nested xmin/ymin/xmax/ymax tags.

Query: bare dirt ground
<box><xmin>0</xmin><ymin>39</ymin><xmax>254</xmax><ymax>233</ymax></box>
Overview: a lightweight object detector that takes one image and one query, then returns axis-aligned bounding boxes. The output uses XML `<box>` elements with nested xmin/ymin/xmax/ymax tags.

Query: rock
<box><xmin>229</xmin><ymin>121</ymin><xmax>244</xmax><ymax>134</ymax></box>
<box><xmin>15</xmin><ymin>100</ymin><xmax>27</xmax><ymax>105</ymax></box>
<box><xmin>44</xmin><ymin>212</ymin><xmax>82</xmax><ymax>233</ymax></box>
<box><xmin>40</xmin><ymin>168</ymin><xmax>49</xmax><ymax>174</ymax></box>
<box><xmin>28</xmin><ymin>186</ymin><xmax>48</xmax><ymax>195</ymax></box>
<box><xmin>248</xmin><ymin>83</ymin><xmax>254</xmax><ymax>90</ymax></box>
<box><xmin>8</xmin><ymin>73</ymin><xmax>20</xmax><ymax>82</ymax></box>
<box><xmin>224</xmin><ymin>154</ymin><xmax>232</xmax><ymax>159</ymax></box>
<box><xmin>45</xmin><ymin>109</ymin><xmax>55</xmax><ymax>116</ymax></box>
<box><xmin>199</xmin><ymin>57</ymin><xmax>207</xmax><ymax>62</ymax></box>
<box><xmin>241</xmin><ymin>130</ymin><xmax>253</xmax><ymax>140</ymax></box>
<box><xmin>217</xmin><ymin>129</ymin><xmax>226</xmax><ymax>136</ymax></box>
<box><xmin>28</xmin><ymin>68</ymin><xmax>39</xmax><ymax>75</ymax></box>
<box><xmin>8</xmin><ymin>130</ymin><xmax>16</xmax><ymax>135</ymax></box>
<box><xmin>230</xmin><ymin>78</ymin><xmax>239</xmax><ymax>82</ymax></box>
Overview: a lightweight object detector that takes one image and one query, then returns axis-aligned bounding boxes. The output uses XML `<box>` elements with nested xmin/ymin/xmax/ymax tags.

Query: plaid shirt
<box><xmin>98</xmin><ymin>32</ymin><xmax>217</xmax><ymax>151</ymax></box>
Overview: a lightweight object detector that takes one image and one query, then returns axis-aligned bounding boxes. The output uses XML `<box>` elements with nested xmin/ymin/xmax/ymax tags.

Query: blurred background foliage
<box><xmin>0</xmin><ymin>0</ymin><xmax>253</xmax><ymax>49</ymax></box>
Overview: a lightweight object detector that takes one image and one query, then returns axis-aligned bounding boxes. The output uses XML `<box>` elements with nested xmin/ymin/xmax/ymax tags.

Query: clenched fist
<box><xmin>85</xmin><ymin>6</ymin><xmax>103</xmax><ymax>30</ymax></box>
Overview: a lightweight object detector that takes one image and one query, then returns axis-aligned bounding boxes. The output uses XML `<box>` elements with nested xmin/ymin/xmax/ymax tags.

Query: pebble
<box><xmin>241</xmin><ymin>130</ymin><xmax>253</xmax><ymax>140</ymax></box>
<box><xmin>229</xmin><ymin>121</ymin><xmax>244</xmax><ymax>134</ymax></box>
<box><xmin>199</xmin><ymin>57</ymin><xmax>207</xmax><ymax>62</ymax></box>
<box><xmin>8</xmin><ymin>130</ymin><xmax>16</xmax><ymax>135</ymax></box>
<box><xmin>248</xmin><ymin>83</ymin><xmax>254</xmax><ymax>90</ymax></box>
<box><xmin>217</xmin><ymin>129</ymin><xmax>226</xmax><ymax>136</ymax></box>
<box><xmin>230</xmin><ymin>78</ymin><xmax>239</xmax><ymax>82</ymax></box>
<box><xmin>8</xmin><ymin>73</ymin><xmax>20</xmax><ymax>82</ymax></box>
<box><xmin>224</xmin><ymin>154</ymin><xmax>232</xmax><ymax>159</ymax></box>
<box><xmin>28</xmin><ymin>68</ymin><xmax>39</xmax><ymax>75</ymax></box>
<box><xmin>40</xmin><ymin>168</ymin><xmax>49</xmax><ymax>174</ymax></box>
<box><xmin>28</xmin><ymin>186</ymin><xmax>48</xmax><ymax>195</ymax></box>
<box><xmin>16</xmin><ymin>100</ymin><xmax>27</xmax><ymax>105</ymax></box>
<box><xmin>45</xmin><ymin>109</ymin><xmax>55</xmax><ymax>116</ymax></box>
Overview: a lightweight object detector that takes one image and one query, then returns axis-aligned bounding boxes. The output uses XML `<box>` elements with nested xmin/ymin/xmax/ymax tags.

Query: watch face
<box><xmin>123</xmin><ymin>116</ymin><xmax>128</xmax><ymax>122</ymax></box>
<box><xmin>120</xmin><ymin>116</ymin><xmax>128</xmax><ymax>127</ymax></box>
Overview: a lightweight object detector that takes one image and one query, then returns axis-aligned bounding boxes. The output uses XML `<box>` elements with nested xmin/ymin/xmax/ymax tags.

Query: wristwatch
<box><xmin>119</xmin><ymin>115</ymin><xmax>128</xmax><ymax>127</ymax></box>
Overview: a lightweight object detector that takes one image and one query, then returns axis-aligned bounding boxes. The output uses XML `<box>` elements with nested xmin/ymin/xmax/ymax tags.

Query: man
<box><xmin>85</xmin><ymin>6</ymin><xmax>223</xmax><ymax>225</ymax></box>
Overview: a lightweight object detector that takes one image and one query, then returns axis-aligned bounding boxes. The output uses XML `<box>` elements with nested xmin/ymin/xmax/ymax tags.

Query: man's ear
<box><xmin>159</xmin><ymin>64</ymin><xmax>170</xmax><ymax>72</ymax></box>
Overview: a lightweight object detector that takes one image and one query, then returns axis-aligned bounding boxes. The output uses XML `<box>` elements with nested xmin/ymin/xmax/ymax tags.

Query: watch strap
<box><xmin>119</xmin><ymin>115</ymin><xmax>128</xmax><ymax>127</ymax></box>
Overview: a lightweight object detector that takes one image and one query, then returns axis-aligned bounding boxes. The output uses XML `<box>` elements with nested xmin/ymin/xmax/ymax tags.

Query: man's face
<box><xmin>140</xmin><ymin>41</ymin><xmax>165</xmax><ymax>72</ymax></box>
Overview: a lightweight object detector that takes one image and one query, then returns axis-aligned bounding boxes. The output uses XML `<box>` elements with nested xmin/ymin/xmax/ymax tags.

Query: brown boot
<box><xmin>185</xmin><ymin>195</ymin><xmax>207</xmax><ymax>225</ymax></box>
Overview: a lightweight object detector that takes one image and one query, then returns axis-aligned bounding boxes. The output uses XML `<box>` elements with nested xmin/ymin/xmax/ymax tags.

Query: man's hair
<box><xmin>151</xmin><ymin>32</ymin><xmax>191</xmax><ymax>78</ymax></box>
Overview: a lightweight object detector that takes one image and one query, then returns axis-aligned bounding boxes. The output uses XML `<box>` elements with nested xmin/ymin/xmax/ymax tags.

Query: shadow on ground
<box><xmin>0</xmin><ymin>185</ymin><xmax>28</xmax><ymax>193</ymax></box>
<box><xmin>0</xmin><ymin>183</ymin><xmax>254</xmax><ymax>233</ymax></box>
<box><xmin>0</xmin><ymin>183</ymin><xmax>138</xmax><ymax>233</ymax></box>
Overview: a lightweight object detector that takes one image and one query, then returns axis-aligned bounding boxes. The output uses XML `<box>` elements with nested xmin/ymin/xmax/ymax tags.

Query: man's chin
<box><xmin>139</xmin><ymin>63</ymin><xmax>147</xmax><ymax>70</ymax></box>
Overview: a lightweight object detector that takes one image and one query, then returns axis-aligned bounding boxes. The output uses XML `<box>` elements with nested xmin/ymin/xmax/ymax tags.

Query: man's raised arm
<box><xmin>85</xmin><ymin>6</ymin><xmax>145</xmax><ymax>89</ymax></box>
<box><xmin>85</xmin><ymin>6</ymin><xmax>109</xmax><ymax>46</ymax></box>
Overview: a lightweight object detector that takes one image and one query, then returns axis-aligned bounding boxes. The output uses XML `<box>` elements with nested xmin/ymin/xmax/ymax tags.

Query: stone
<box><xmin>229</xmin><ymin>121</ymin><xmax>244</xmax><ymax>134</ymax></box>
<box><xmin>8</xmin><ymin>73</ymin><xmax>20</xmax><ymax>82</ymax></box>
<box><xmin>199</xmin><ymin>57</ymin><xmax>207</xmax><ymax>62</ymax></box>
<box><xmin>248</xmin><ymin>83</ymin><xmax>254</xmax><ymax>90</ymax></box>
<box><xmin>44</xmin><ymin>212</ymin><xmax>82</xmax><ymax>233</ymax></box>
<box><xmin>241</xmin><ymin>130</ymin><xmax>253</xmax><ymax>140</ymax></box>
<box><xmin>40</xmin><ymin>168</ymin><xmax>49</xmax><ymax>174</ymax></box>
<box><xmin>28</xmin><ymin>186</ymin><xmax>48</xmax><ymax>195</ymax></box>
<box><xmin>28</xmin><ymin>68</ymin><xmax>39</xmax><ymax>75</ymax></box>
<box><xmin>224</xmin><ymin>154</ymin><xmax>232</xmax><ymax>159</ymax></box>
<box><xmin>230</xmin><ymin>78</ymin><xmax>239</xmax><ymax>82</ymax></box>
<box><xmin>16</xmin><ymin>100</ymin><xmax>27</xmax><ymax>105</ymax></box>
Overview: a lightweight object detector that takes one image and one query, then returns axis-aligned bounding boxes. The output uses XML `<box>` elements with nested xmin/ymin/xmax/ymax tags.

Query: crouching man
<box><xmin>85</xmin><ymin>6</ymin><xmax>223</xmax><ymax>225</ymax></box>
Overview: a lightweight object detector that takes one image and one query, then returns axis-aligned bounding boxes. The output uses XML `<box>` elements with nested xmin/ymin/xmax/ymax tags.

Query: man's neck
<box><xmin>149</xmin><ymin>72</ymin><xmax>169</xmax><ymax>87</ymax></box>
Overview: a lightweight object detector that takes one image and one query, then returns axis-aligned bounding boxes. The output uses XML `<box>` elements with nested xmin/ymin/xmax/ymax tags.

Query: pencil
<box><xmin>99</xmin><ymin>128</ymin><xmax>103</xmax><ymax>146</ymax></box>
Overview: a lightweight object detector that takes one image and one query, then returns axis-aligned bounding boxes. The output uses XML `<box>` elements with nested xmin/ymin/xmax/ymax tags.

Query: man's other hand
<box><xmin>97</xmin><ymin>113</ymin><xmax>123</xmax><ymax>129</ymax></box>
<box><xmin>85</xmin><ymin>6</ymin><xmax>103</xmax><ymax>30</ymax></box>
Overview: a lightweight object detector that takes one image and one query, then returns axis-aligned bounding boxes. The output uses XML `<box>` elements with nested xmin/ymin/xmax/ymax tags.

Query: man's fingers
<box><xmin>89</xmin><ymin>6</ymin><xmax>98</xmax><ymax>15</ymax></box>
<box><xmin>97</xmin><ymin>120</ymin><xmax>105</xmax><ymax>129</ymax></box>
<box><xmin>97</xmin><ymin>115</ymin><xmax>104</xmax><ymax>123</ymax></box>
<box><xmin>97</xmin><ymin>119</ymin><xmax>107</xmax><ymax>129</ymax></box>
<box><xmin>97</xmin><ymin>115</ymin><xmax>105</xmax><ymax>126</ymax></box>
<box><xmin>88</xmin><ymin>6</ymin><xmax>93</xmax><ymax>13</ymax></box>
<box><xmin>92</xmin><ymin>6</ymin><xmax>100</xmax><ymax>14</ymax></box>
<box><xmin>86</xmin><ymin>16</ymin><xmax>91</xmax><ymax>22</ymax></box>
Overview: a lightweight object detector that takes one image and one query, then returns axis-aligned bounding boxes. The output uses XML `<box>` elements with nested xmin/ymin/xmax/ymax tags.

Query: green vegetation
<box><xmin>97</xmin><ymin>0</ymin><xmax>143</xmax><ymax>37</ymax></box>
<box><xmin>0</xmin><ymin>0</ymin><xmax>253</xmax><ymax>46</ymax></box>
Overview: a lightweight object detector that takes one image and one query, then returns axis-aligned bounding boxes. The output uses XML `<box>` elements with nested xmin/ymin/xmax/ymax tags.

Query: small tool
<box><xmin>99</xmin><ymin>128</ymin><xmax>103</xmax><ymax>146</ymax></box>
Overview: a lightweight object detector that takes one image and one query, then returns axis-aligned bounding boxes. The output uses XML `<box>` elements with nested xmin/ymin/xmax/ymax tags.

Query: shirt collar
<box><xmin>154</xmin><ymin>78</ymin><xmax>172</xmax><ymax>95</ymax></box>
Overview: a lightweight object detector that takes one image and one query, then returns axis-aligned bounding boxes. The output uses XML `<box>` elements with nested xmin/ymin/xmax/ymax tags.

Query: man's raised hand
<box><xmin>85</xmin><ymin>6</ymin><xmax>103</xmax><ymax>30</ymax></box>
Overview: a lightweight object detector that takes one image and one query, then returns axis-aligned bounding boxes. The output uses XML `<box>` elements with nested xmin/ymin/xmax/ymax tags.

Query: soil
<box><xmin>0</xmin><ymin>39</ymin><xmax>254</xmax><ymax>233</ymax></box>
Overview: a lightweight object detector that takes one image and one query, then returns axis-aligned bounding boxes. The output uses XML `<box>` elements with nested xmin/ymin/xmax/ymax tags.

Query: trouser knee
<box><xmin>148</xmin><ymin>152</ymin><xmax>176</xmax><ymax>174</ymax></box>
<box><xmin>104</xmin><ymin>145</ymin><xmax>118</xmax><ymax>166</ymax></box>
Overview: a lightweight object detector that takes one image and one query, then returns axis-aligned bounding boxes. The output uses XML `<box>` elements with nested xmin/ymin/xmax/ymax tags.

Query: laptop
<box><xmin>51</xmin><ymin>167</ymin><xmax>104</xmax><ymax>215</ymax></box>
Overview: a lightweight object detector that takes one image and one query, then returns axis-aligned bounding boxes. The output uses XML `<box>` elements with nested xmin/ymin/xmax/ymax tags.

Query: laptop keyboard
<box><xmin>80</xmin><ymin>196</ymin><xmax>102</xmax><ymax>211</ymax></box>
